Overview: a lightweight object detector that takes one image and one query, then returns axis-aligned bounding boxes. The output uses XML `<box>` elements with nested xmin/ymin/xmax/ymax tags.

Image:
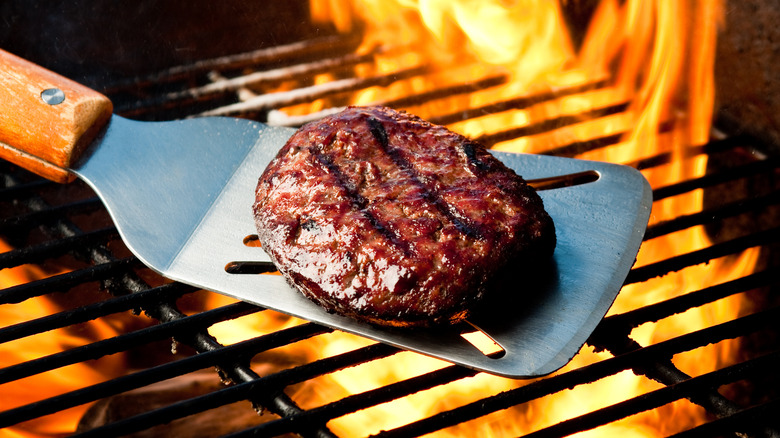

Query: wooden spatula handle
<box><xmin>0</xmin><ymin>49</ymin><xmax>113</xmax><ymax>183</ymax></box>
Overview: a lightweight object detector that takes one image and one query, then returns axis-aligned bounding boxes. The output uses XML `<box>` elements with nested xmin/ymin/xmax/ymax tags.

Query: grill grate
<box><xmin>1</xmin><ymin>33</ymin><xmax>779</xmax><ymax>438</ymax></box>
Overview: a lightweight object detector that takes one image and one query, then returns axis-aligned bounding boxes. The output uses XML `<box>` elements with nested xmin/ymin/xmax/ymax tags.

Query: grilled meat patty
<box><xmin>253</xmin><ymin>106</ymin><xmax>555</xmax><ymax>327</ymax></box>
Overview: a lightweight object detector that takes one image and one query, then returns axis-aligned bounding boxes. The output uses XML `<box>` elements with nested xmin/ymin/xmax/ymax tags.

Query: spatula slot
<box><xmin>243</xmin><ymin>234</ymin><xmax>262</xmax><ymax>247</ymax></box>
<box><xmin>460</xmin><ymin>321</ymin><xmax>506</xmax><ymax>358</ymax></box>
<box><xmin>225</xmin><ymin>261</ymin><xmax>278</xmax><ymax>274</ymax></box>
<box><xmin>527</xmin><ymin>170</ymin><xmax>600</xmax><ymax>191</ymax></box>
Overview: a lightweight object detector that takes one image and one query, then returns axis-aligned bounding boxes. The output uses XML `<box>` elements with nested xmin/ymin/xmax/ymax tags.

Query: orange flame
<box><xmin>302</xmin><ymin>0</ymin><xmax>758</xmax><ymax>436</ymax></box>
<box><xmin>0</xmin><ymin>0</ymin><xmax>759</xmax><ymax>436</ymax></box>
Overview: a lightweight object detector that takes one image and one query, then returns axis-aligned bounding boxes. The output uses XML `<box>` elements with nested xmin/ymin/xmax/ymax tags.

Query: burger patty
<box><xmin>253</xmin><ymin>106</ymin><xmax>555</xmax><ymax>327</ymax></box>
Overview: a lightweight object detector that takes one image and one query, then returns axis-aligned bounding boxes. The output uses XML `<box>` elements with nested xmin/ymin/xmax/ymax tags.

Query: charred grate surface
<box><xmin>0</xmin><ymin>34</ymin><xmax>779</xmax><ymax>438</ymax></box>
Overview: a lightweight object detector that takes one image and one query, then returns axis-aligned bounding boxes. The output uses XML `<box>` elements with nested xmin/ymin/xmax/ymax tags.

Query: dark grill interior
<box><xmin>2</xmin><ymin>4</ymin><xmax>780</xmax><ymax>437</ymax></box>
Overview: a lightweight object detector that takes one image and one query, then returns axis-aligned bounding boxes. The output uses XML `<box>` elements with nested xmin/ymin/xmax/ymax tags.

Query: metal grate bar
<box><xmin>118</xmin><ymin>48</ymin><xmax>383</xmax><ymax>116</ymax></box>
<box><xmin>652</xmin><ymin>155</ymin><xmax>780</xmax><ymax>201</ymax></box>
<box><xmin>268</xmin><ymin>72</ymin><xmax>514</xmax><ymax>127</ymax></box>
<box><xmin>376</xmin><ymin>74</ymin><xmax>509</xmax><ymax>112</ymax></box>
<box><xmin>0</xmin><ymin>179</ymin><xmax>55</xmax><ymax>202</ymax></box>
<box><xmin>0</xmin><ymin>301</ymin><xmax>259</xmax><ymax>387</ymax></box>
<box><xmin>232</xmin><ymin>358</ymin><xmax>483</xmax><ymax>437</ymax></box>
<box><xmin>0</xmin><ymin>227</ymin><xmax>119</xmax><ymax>270</ymax></box>
<box><xmin>102</xmin><ymin>34</ymin><xmax>363</xmax><ymax>93</ymax></box>
<box><xmin>427</xmin><ymin>78</ymin><xmax>609</xmax><ymax>126</ymax></box>
<box><xmin>199</xmin><ymin>65</ymin><xmax>431</xmax><ymax>117</ymax></box>
<box><xmin>176</xmin><ymin>49</ymin><xmax>379</xmax><ymax>97</ymax></box>
<box><xmin>0</xmin><ymin>279</ymin><xmax>186</xmax><ymax>341</ymax></box>
<box><xmin>627</xmin><ymin>225</ymin><xmax>780</xmax><ymax>284</ymax></box>
<box><xmin>628</xmin><ymin>135</ymin><xmax>750</xmax><ymax>171</ymax></box>
<box><xmin>0</xmin><ymin>197</ymin><xmax>103</xmax><ymax>232</ymax></box>
<box><xmin>541</xmin><ymin>120</ymin><xmax>677</xmax><ymax>158</ymax></box>
<box><xmin>645</xmin><ymin>189</ymin><xmax>780</xmax><ymax>239</ymax></box>
<box><xmin>669</xmin><ymin>398</ymin><xmax>780</xmax><ymax>438</ymax></box>
<box><xmin>0</xmin><ymin>257</ymin><xmax>140</xmax><ymax>304</ymax></box>
<box><xmin>596</xmin><ymin>270</ymin><xmax>779</xmax><ymax>335</ymax></box>
<box><xmin>267</xmin><ymin>73</ymin><xmax>511</xmax><ymax>127</ymax></box>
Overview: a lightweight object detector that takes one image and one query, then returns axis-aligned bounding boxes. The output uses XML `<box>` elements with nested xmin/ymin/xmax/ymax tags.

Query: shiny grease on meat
<box><xmin>253</xmin><ymin>106</ymin><xmax>555</xmax><ymax>327</ymax></box>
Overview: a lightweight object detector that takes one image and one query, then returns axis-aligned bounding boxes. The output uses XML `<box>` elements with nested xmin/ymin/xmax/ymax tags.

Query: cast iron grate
<box><xmin>1</xmin><ymin>34</ymin><xmax>779</xmax><ymax>437</ymax></box>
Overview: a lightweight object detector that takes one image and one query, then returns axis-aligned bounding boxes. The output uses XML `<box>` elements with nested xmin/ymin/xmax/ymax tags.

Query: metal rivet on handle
<box><xmin>41</xmin><ymin>88</ymin><xmax>65</xmax><ymax>105</ymax></box>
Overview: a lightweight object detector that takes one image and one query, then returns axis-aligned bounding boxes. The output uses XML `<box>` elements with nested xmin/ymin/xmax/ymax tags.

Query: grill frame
<box><xmin>1</xmin><ymin>27</ymin><xmax>780</xmax><ymax>438</ymax></box>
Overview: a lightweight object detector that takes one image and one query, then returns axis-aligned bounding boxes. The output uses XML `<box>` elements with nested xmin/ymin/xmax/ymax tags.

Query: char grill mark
<box><xmin>367</xmin><ymin>116</ymin><xmax>389</xmax><ymax>149</ymax></box>
<box><xmin>311</xmin><ymin>134</ymin><xmax>414</xmax><ymax>257</ymax></box>
<box><xmin>313</xmin><ymin>143</ymin><xmax>368</xmax><ymax>209</ymax></box>
<box><xmin>461</xmin><ymin>142</ymin><xmax>491</xmax><ymax>173</ymax></box>
<box><xmin>366</xmin><ymin>115</ymin><xmax>485</xmax><ymax>240</ymax></box>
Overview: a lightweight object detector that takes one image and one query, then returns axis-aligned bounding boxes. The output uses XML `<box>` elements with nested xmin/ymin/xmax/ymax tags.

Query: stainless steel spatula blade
<box><xmin>70</xmin><ymin>115</ymin><xmax>293</xmax><ymax>274</ymax></box>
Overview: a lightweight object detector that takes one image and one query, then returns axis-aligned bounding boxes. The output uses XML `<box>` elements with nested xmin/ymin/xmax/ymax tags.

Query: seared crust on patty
<box><xmin>253</xmin><ymin>106</ymin><xmax>555</xmax><ymax>327</ymax></box>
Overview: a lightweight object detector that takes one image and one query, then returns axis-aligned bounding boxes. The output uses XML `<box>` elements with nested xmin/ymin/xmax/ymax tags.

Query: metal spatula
<box><xmin>0</xmin><ymin>49</ymin><xmax>651</xmax><ymax>378</ymax></box>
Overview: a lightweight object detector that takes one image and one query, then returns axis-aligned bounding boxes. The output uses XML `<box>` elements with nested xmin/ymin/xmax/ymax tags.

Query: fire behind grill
<box><xmin>1</xmin><ymin>28</ymin><xmax>780</xmax><ymax>438</ymax></box>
